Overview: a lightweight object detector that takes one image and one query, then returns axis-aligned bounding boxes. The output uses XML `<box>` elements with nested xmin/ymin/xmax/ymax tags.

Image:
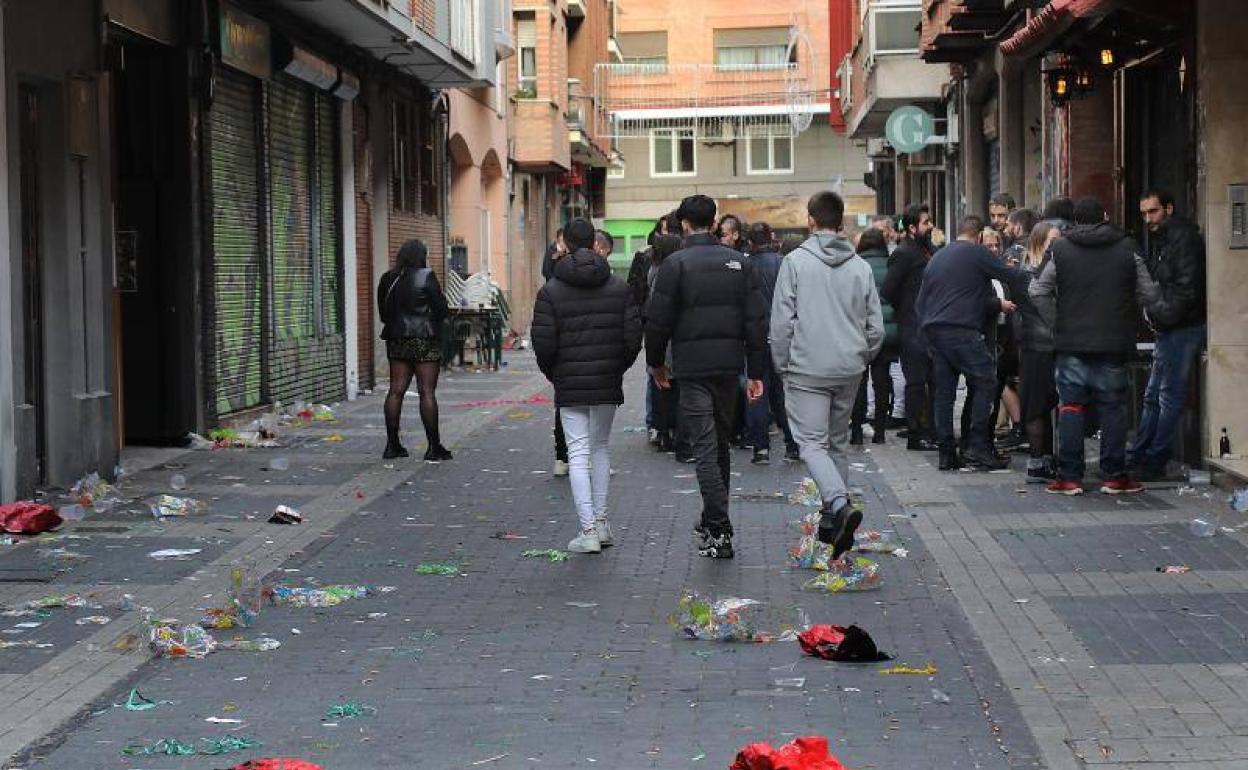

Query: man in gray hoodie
<box><xmin>771</xmin><ymin>191</ymin><xmax>885</xmax><ymax>559</ymax></box>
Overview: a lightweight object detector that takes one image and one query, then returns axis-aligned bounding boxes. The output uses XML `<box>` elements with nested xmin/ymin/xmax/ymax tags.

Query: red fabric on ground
<box><xmin>0</xmin><ymin>502</ymin><xmax>62</xmax><ymax>535</ymax></box>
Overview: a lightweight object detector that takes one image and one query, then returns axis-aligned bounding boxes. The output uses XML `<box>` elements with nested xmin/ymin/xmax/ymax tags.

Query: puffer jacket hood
<box><xmin>1065</xmin><ymin>222</ymin><xmax>1127</xmax><ymax>248</ymax></box>
<box><xmin>802</xmin><ymin>231</ymin><xmax>857</xmax><ymax>268</ymax></box>
<box><xmin>554</xmin><ymin>248</ymin><xmax>612</xmax><ymax>288</ymax></box>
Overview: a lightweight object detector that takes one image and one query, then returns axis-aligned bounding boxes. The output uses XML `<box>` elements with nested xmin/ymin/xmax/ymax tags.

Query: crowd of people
<box><xmin>381</xmin><ymin>184</ymin><xmax>1206</xmax><ymax>560</ymax></box>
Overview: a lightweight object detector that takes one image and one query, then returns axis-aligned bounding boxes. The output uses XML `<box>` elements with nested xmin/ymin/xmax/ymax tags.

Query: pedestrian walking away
<box><xmin>743</xmin><ymin>221</ymin><xmax>800</xmax><ymax>464</ymax></box>
<box><xmin>532</xmin><ymin>219</ymin><xmax>642</xmax><ymax>553</ymax></box>
<box><xmin>881</xmin><ymin>203</ymin><xmax>938</xmax><ymax>451</ymax></box>
<box><xmin>1029</xmin><ymin>197</ymin><xmax>1159</xmax><ymax>496</ymax></box>
<box><xmin>646</xmin><ymin>194</ymin><xmax>767</xmax><ymax>559</ymax></box>
<box><xmin>1128</xmin><ymin>189</ymin><xmax>1207</xmax><ymax>480</ymax></box>
<box><xmin>377</xmin><ymin>239</ymin><xmax>453</xmax><ymax>461</ymax></box>
<box><xmin>770</xmin><ymin>191</ymin><xmax>884</xmax><ymax>559</ymax></box>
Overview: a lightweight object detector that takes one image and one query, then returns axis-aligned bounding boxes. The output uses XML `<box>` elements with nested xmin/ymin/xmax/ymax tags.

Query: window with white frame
<box><xmin>619</xmin><ymin>31</ymin><xmax>667</xmax><ymax>69</ymax></box>
<box><xmin>450</xmin><ymin>0</ymin><xmax>479</xmax><ymax>63</ymax></box>
<box><xmin>714</xmin><ymin>27</ymin><xmax>792</xmax><ymax>70</ymax></box>
<box><xmin>650</xmin><ymin>129</ymin><xmax>695</xmax><ymax>176</ymax></box>
<box><xmin>516</xmin><ymin>13</ymin><xmax>537</xmax><ymax>97</ymax></box>
<box><xmin>870</xmin><ymin>2</ymin><xmax>921</xmax><ymax>54</ymax></box>
<box><xmin>746</xmin><ymin>127</ymin><xmax>794</xmax><ymax>175</ymax></box>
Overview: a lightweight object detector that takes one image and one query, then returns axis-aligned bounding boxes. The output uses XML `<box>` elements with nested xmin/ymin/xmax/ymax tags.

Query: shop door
<box><xmin>209</xmin><ymin>66</ymin><xmax>265</xmax><ymax>416</ymax></box>
<box><xmin>18</xmin><ymin>86</ymin><xmax>46</xmax><ymax>483</ymax></box>
<box><xmin>114</xmin><ymin>43</ymin><xmax>193</xmax><ymax>443</ymax></box>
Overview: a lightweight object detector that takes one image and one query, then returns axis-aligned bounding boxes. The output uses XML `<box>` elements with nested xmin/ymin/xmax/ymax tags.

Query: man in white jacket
<box><xmin>771</xmin><ymin>191</ymin><xmax>885</xmax><ymax>559</ymax></box>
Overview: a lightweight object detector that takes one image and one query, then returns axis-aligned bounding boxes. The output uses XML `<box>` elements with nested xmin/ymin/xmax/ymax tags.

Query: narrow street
<box><xmin>2</xmin><ymin>354</ymin><xmax>1244</xmax><ymax>769</ymax></box>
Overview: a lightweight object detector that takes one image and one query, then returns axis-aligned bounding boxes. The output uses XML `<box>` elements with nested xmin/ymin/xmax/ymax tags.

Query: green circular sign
<box><xmin>885</xmin><ymin>106</ymin><xmax>934</xmax><ymax>154</ymax></box>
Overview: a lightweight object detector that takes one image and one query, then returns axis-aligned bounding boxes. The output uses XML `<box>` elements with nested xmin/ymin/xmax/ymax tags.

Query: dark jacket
<box><xmin>1010</xmin><ymin>259</ymin><xmax>1054</xmax><ymax>353</ymax></box>
<box><xmin>541</xmin><ymin>241</ymin><xmax>561</xmax><ymax>281</ymax></box>
<box><xmin>531</xmin><ymin>248</ymin><xmax>642</xmax><ymax>407</ymax></box>
<box><xmin>1142</xmin><ymin>216</ymin><xmax>1206</xmax><ymax>331</ymax></box>
<box><xmin>645</xmin><ymin>232</ymin><xmax>767</xmax><ymax>380</ymax></box>
<box><xmin>750</xmin><ymin>248</ymin><xmax>784</xmax><ymax>313</ymax></box>
<box><xmin>880</xmin><ymin>237</ymin><xmax>929</xmax><ymax>330</ymax></box>
<box><xmin>626</xmin><ymin>248</ymin><xmax>653</xmax><ymax>309</ymax></box>
<box><xmin>1029</xmin><ymin>223</ymin><xmax>1155</xmax><ymax>355</ymax></box>
<box><xmin>859</xmin><ymin>247</ymin><xmax>899</xmax><ymax>348</ymax></box>
<box><xmin>377</xmin><ymin>266</ymin><xmax>448</xmax><ymax>340</ymax></box>
<box><xmin>916</xmin><ymin>240</ymin><xmax>1022</xmax><ymax>334</ymax></box>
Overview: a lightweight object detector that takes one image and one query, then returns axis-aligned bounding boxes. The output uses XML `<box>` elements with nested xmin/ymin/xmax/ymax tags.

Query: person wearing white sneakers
<box><xmin>532</xmin><ymin>219</ymin><xmax>642</xmax><ymax>553</ymax></box>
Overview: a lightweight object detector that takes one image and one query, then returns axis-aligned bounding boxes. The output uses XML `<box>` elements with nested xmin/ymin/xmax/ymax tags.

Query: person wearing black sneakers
<box><xmin>917</xmin><ymin>216</ymin><xmax>1025</xmax><ymax>471</ymax></box>
<box><xmin>850</xmin><ymin>227</ymin><xmax>899</xmax><ymax>447</ymax></box>
<box><xmin>646</xmin><ymin>195</ymin><xmax>768</xmax><ymax>559</ymax></box>
<box><xmin>743</xmin><ymin>222</ymin><xmax>799</xmax><ymax>465</ymax></box>
<box><xmin>881</xmin><ymin>204</ymin><xmax>938</xmax><ymax>451</ymax></box>
<box><xmin>377</xmin><ymin>240</ymin><xmax>453</xmax><ymax>461</ymax></box>
<box><xmin>770</xmin><ymin>192</ymin><xmax>884</xmax><ymax>558</ymax></box>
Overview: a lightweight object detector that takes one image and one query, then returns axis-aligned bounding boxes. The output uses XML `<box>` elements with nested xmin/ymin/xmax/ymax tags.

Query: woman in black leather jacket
<box><xmin>377</xmin><ymin>239</ymin><xmax>452</xmax><ymax>461</ymax></box>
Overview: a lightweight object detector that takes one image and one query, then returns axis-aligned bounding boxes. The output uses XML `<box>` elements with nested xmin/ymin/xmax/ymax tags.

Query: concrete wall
<box><xmin>449</xmin><ymin>87</ymin><xmax>508</xmax><ymax>278</ymax></box>
<box><xmin>5</xmin><ymin>0</ymin><xmax>117</xmax><ymax>495</ymax></box>
<box><xmin>1200</xmin><ymin>0</ymin><xmax>1248</xmax><ymax>463</ymax></box>
<box><xmin>606</xmin><ymin>122</ymin><xmax>872</xmax><ymax>224</ymax></box>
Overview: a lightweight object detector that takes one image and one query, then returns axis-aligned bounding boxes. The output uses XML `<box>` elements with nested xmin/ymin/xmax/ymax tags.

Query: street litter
<box><xmin>565</xmin><ymin>601</ymin><xmax>598</xmax><ymax>608</ymax></box>
<box><xmin>0</xmin><ymin>640</ymin><xmax>54</xmax><ymax>649</ymax></box>
<box><xmin>268</xmin><ymin>584</ymin><xmax>373</xmax><ymax>608</ymax></box>
<box><xmin>116</xmin><ymin>688</ymin><xmax>171</xmax><ymax>711</ymax></box>
<box><xmin>149</xmin><ymin>495</ymin><xmax>204</xmax><ymax>520</ymax></box>
<box><xmin>217</xmin><ymin>637</ymin><xmax>282</xmax><ymax>652</ymax></box>
<box><xmin>731</xmin><ymin>736</ymin><xmax>846</xmax><ymax>770</ymax></box>
<box><xmin>227</xmin><ymin>759</ymin><xmax>323</xmax><ymax>770</ymax></box>
<box><xmin>414</xmin><ymin>562</ymin><xmax>460</xmax><ymax>575</ymax></box>
<box><xmin>25</xmin><ymin>593</ymin><xmax>102</xmax><ymax>610</ymax></box>
<box><xmin>267</xmin><ymin>456</ymin><xmax>291</xmax><ymax>471</ymax></box>
<box><xmin>774</xmin><ymin>677</ymin><xmax>806</xmax><ymax>689</ymax></box>
<box><xmin>75</xmin><ymin>615</ymin><xmax>111</xmax><ymax>625</ymax></box>
<box><xmin>802</xmin><ymin>556</ymin><xmax>882</xmax><ymax>592</ymax></box>
<box><xmin>121</xmin><ymin>736</ymin><xmax>261</xmax><ymax>756</ymax></box>
<box><xmin>70</xmin><ymin>472</ymin><xmax>123</xmax><ymax>511</ymax></box>
<box><xmin>798</xmin><ymin>624</ymin><xmax>892</xmax><ymax>662</ymax></box>
<box><xmin>879</xmin><ymin>662</ymin><xmax>938</xmax><ymax>675</ymax></box>
<box><xmin>521</xmin><ymin>549</ymin><xmax>570</xmax><ymax>562</ymax></box>
<box><xmin>1189</xmin><ymin>518</ymin><xmax>1215</xmax><ymax>537</ymax></box>
<box><xmin>269</xmin><ymin>505</ymin><xmax>303</xmax><ymax>524</ymax></box>
<box><xmin>449</xmin><ymin>392</ymin><xmax>552</xmax><ymax>409</ymax></box>
<box><xmin>669</xmin><ymin>591</ymin><xmax>801</xmax><ymax>643</ymax></box>
<box><xmin>489</xmin><ymin>531</ymin><xmax>529</xmax><ymax>540</ymax></box>
<box><xmin>203</xmin><ymin>568</ymin><xmax>263</xmax><ymax>628</ymax></box>
<box><xmin>323</xmin><ymin>434</ymin><xmax>345</xmax><ymax>442</ymax></box>
<box><xmin>324</xmin><ymin>702</ymin><xmax>375</xmax><ymax>719</ymax></box>
<box><xmin>206</xmin><ymin>717</ymin><xmax>245</xmax><ymax>724</ymax></box>
<box><xmin>0</xmin><ymin>502</ymin><xmax>62</xmax><ymax>535</ymax></box>
<box><xmin>149</xmin><ymin>619</ymin><xmax>216</xmax><ymax>658</ymax></box>
<box><xmin>932</xmin><ymin>688</ymin><xmax>952</xmax><ymax>703</ymax></box>
<box><xmin>1158</xmin><ymin>565</ymin><xmax>1192</xmax><ymax>574</ymax></box>
<box><xmin>37</xmin><ymin>547</ymin><xmax>89</xmax><ymax>562</ymax></box>
<box><xmin>1231</xmin><ymin>488</ymin><xmax>1248</xmax><ymax>513</ymax></box>
<box><xmin>148</xmin><ymin>548</ymin><xmax>202</xmax><ymax>560</ymax></box>
<box><xmin>790</xmin><ymin>478</ymin><xmax>822</xmax><ymax>508</ymax></box>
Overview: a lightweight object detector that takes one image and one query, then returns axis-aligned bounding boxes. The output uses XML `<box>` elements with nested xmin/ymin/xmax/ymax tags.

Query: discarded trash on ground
<box><xmin>217</xmin><ymin>636</ymin><xmax>282</xmax><ymax>652</ymax></box>
<box><xmin>227</xmin><ymin>759</ymin><xmax>323</xmax><ymax>770</ymax></box>
<box><xmin>75</xmin><ymin>615</ymin><xmax>111</xmax><ymax>625</ymax></box>
<box><xmin>269</xmin><ymin>505</ymin><xmax>303</xmax><ymax>525</ymax></box>
<box><xmin>0</xmin><ymin>640</ymin><xmax>54</xmax><ymax>649</ymax></box>
<box><xmin>1189</xmin><ymin>518</ymin><xmax>1215</xmax><ymax>538</ymax></box>
<box><xmin>37</xmin><ymin>547</ymin><xmax>89</xmax><ymax>562</ymax></box>
<box><xmin>121</xmin><ymin>736</ymin><xmax>260</xmax><ymax>756</ymax></box>
<box><xmin>489</xmin><ymin>531</ymin><xmax>529</xmax><ymax>540</ymax></box>
<box><xmin>879</xmin><ymin>662</ymin><xmax>938</xmax><ymax>675</ymax></box>
<box><xmin>414</xmin><ymin>562</ymin><xmax>460</xmax><ymax>575</ymax></box>
<box><xmin>324</xmin><ymin>702</ymin><xmax>376</xmax><ymax>720</ymax></box>
<box><xmin>521</xmin><ymin>549</ymin><xmax>570</xmax><ymax>562</ymax></box>
<box><xmin>669</xmin><ymin>591</ymin><xmax>801</xmax><ymax>643</ymax></box>
<box><xmin>323</xmin><ymin>434</ymin><xmax>345</xmax><ymax>442</ymax></box>
<box><xmin>730</xmin><ymin>735</ymin><xmax>846</xmax><ymax>770</ymax></box>
<box><xmin>1158</xmin><ymin>565</ymin><xmax>1192</xmax><ymax>574</ymax></box>
<box><xmin>0</xmin><ymin>501</ymin><xmax>62</xmax><ymax>535</ymax></box>
<box><xmin>931</xmin><ymin>688</ymin><xmax>951</xmax><ymax>703</ymax></box>
<box><xmin>1230</xmin><ymin>488</ymin><xmax>1248</xmax><ymax>513</ymax></box>
<box><xmin>798</xmin><ymin>624</ymin><xmax>892</xmax><ymax>662</ymax></box>
<box><xmin>148</xmin><ymin>548</ymin><xmax>203</xmax><ymax>560</ymax></box>
<box><xmin>802</xmin><ymin>556</ymin><xmax>882</xmax><ymax>592</ymax></box>
<box><xmin>71</xmin><ymin>472</ymin><xmax>123</xmax><ymax>511</ymax></box>
<box><xmin>268</xmin><ymin>584</ymin><xmax>373</xmax><ymax>608</ymax></box>
<box><xmin>773</xmin><ymin>677</ymin><xmax>806</xmax><ymax>689</ymax></box>
<box><xmin>149</xmin><ymin>495</ymin><xmax>204</xmax><ymax>520</ymax></box>
<box><xmin>117</xmin><ymin>688</ymin><xmax>170</xmax><ymax>711</ymax></box>
<box><xmin>149</xmin><ymin>618</ymin><xmax>216</xmax><ymax>658</ymax></box>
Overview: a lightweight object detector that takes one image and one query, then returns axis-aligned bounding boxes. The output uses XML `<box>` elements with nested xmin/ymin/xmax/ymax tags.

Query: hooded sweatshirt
<box><xmin>769</xmin><ymin>231</ymin><xmax>884</xmax><ymax>382</ymax></box>
<box><xmin>531</xmin><ymin>248</ymin><xmax>642</xmax><ymax>406</ymax></box>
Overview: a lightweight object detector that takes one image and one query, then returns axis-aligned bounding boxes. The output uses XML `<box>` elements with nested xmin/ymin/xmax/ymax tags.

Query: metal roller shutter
<box><xmin>315</xmin><ymin>93</ymin><xmax>341</xmax><ymax>338</ymax></box>
<box><xmin>210</xmin><ymin>67</ymin><xmax>264</xmax><ymax>417</ymax></box>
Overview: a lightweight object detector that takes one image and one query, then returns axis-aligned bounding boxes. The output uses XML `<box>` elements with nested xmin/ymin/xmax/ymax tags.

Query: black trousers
<box><xmin>680</xmin><ymin>375</ymin><xmax>738</xmax><ymax>536</ymax></box>
<box><xmin>899</xmin><ymin>327</ymin><xmax>933</xmax><ymax>438</ymax></box>
<box><xmin>553</xmin><ymin>409</ymin><xmax>567</xmax><ymax>462</ymax></box>
<box><xmin>852</xmin><ymin>347</ymin><xmax>899</xmax><ymax>429</ymax></box>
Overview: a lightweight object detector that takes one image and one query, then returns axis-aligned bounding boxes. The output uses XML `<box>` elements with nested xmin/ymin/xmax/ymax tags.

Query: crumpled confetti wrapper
<box><xmin>801</xmin><ymin>556</ymin><xmax>883</xmax><ymax>592</ymax></box>
<box><xmin>268</xmin><ymin>585</ymin><xmax>371</xmax><ymax>608</ymax></box>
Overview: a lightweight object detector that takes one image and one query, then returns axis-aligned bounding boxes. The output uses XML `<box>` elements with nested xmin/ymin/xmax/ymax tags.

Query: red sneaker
<box><xmin>1100</xmin><ymin>477</ymin><xmax>1144</xmax><ymax>495</ymax></box>
<box><xmin>1046</xmin><ymin>480</ymin><xmax>1084</xmax><ymax>495</ymax></box>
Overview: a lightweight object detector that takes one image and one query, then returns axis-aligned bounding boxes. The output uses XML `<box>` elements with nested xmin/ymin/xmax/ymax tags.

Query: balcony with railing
<box><xmin>567</xmin><ymin>79</ymin><xmax>611</xmax><ymax>167</ymax></box>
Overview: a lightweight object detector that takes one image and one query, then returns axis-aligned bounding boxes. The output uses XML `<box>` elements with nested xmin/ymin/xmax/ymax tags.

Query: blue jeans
<box><xmin>1055</xmin><ymin>354</ymin><xmax>1129</xmax><ymax>481</ymax></box>
<box><xmin>746</xmin><ymin>357</ymin><xmax>797</xmax><ymax>453</ymax></box>
<box><xmin>1129</xmin><ymin>324</ymin><xmax>1205</xmax><ymax>471</ymax></box>
<box><xmin>927</xmin><ymin>326</ymin><xmax>997</xmax><ymax>453</ymax></box>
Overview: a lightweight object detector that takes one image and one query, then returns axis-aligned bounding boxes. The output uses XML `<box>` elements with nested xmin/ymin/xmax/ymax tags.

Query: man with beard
<box><xmin>881</xmin><ymin>203</ymin><xmax>938</xmax><ymax>451</ymax></box>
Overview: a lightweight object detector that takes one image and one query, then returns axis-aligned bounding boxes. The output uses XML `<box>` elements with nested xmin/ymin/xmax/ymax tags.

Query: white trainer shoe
<box><xmin>553</xmin><ymin>460</ymin><xmax>569</xmax><ymax>477</ymax></box>
<box><xmin>595</xmin><ymin>519</ymin><xmax>614</xmax><ymax>547</ymax></box>
<box><xmin>567</xmin><ymin>529</ymin><xmax>601</xmax><ymax>553</ymax></box>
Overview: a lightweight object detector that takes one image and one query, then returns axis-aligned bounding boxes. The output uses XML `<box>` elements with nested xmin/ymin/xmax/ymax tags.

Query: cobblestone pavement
<box><xmin>2</xmin><ymin>353</ymin><xmax>1244</xmax><ymax>769</ymax></box>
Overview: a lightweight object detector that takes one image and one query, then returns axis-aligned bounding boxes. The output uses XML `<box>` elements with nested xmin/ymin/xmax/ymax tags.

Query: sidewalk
<box><xmin>3</xmin><ymin>354</ymin><xmax>1245</xmax><ymax>769</ymax></box>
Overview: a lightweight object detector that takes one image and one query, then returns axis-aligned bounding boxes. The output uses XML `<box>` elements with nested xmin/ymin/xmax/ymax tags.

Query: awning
<box><xmin>1000</xmin><ymin>0</ymin><xmax>1113</xmax><ymax>57</ymax></box>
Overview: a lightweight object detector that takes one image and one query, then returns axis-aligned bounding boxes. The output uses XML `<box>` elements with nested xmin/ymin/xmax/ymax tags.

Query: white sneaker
<box><xmin>553</xmin><ymin>460</ymin><xmax>569</xmax><ymax>477</ymax></box>
<box><xmin>567</xmin><ymin>529</ymin><xmax>601</xmax><ymax>553</ymax></box>
<box><xmin>595</xmin><ymin>519</ymin><xmax>614</xmax><ymax>547</ymax></box>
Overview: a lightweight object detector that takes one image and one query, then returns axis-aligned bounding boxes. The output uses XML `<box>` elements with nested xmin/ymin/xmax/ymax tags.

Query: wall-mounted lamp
<box><xmin>1100</xmin><ymin>48</ymin><xmax>1115</xmax><ymax>66</ymax></box>
<box><xmin>1045</xmin><ymin>67</ymin><xmax>1073</xmax><ymax>104</ymax></box>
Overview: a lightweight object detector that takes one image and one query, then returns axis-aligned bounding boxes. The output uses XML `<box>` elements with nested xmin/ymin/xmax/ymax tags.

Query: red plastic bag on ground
<box><xmin>730</xmin><ymin>736</ymin><xmax>847</xmax><ymax>770</ymax></box>
<box><xmin>797</xmin><ymin>624</ymin><xmax>892</xmax><ymax>662</ymax></box>
<box><xmin>227</xmin><ymin>760</ymin><xmax>323</xmax><ymax>770</ymax></box>
<box><xmin>0</xmin><ymin>502</ymin><xmax>62</xmax><ymax>535</ymax></box>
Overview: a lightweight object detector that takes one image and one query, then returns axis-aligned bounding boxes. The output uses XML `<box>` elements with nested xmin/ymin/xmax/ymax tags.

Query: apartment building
<box><xmin>601</xmin><ymin>0</ymin><xmax>872</xmax><ymax>262</ymax></box>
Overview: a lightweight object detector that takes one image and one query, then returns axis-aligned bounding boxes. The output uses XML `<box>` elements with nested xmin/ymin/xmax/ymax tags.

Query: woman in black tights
<box><xmin>377</xmin><ymin>240</ymin><xmax>452</xmax><ymax>461</ymax></box>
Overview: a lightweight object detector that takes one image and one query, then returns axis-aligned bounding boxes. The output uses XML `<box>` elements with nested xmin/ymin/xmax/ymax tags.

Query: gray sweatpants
<box><xmin>784</xmin><ymin>373</ymin><xmax>863</xmax><ymax>510</ymax></box>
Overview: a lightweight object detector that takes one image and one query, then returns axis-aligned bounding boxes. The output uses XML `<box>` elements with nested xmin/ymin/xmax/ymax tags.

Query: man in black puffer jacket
<box><xmin>646</xmin><ymin>195</ymin><xmax>767</xmax><ymax>559</ymax></box>
<box><xmin>532</xmin><ymin>219</ymin><xmax>642</xmax><ymax>555</ymax></box>
<box><xmin>1129</xmin><ymin>189</ymin><xmax>1207</xmax><ymax>480</ymax></box>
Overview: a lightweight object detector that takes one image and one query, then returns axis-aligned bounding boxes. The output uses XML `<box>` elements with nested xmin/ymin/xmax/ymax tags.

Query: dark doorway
<box><xmin>112</xmin><ymin>41</ymin><xmax>194</xmax><ymax>444</ymax></box>
<box><xmin>19</xmin><ymin>86</ymin><xmax>47</xmax><ymax>484</ymax></box>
